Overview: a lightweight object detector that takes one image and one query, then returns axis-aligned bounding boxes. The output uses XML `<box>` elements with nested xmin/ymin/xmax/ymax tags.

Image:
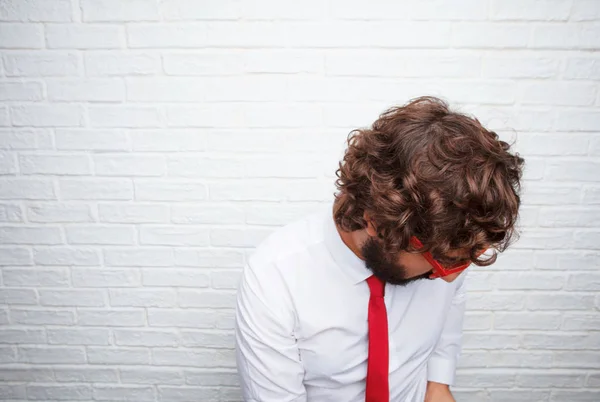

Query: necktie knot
<box><xmin>367</xmin><ymin>275</ymin><xmax>385</xmax><ymax>298</ymax></box>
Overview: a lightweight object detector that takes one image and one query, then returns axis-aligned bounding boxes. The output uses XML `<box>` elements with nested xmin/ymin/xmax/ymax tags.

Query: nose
<box><xmin>441</xmin><ymin>272</ymin><xmax>461</xmax><ymax>282</ymax></box>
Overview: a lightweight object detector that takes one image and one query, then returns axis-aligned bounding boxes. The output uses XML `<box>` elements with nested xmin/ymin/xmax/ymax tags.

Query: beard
<box><xmin>361</xmin><ymin>237</ymin><xmax>432</xmax><ymax>286</ymax></box>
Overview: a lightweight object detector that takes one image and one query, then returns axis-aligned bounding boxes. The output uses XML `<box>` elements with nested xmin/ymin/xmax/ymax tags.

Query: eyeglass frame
<box><xmin>409</xmin><ymin>236</ymin><xmax>480</xmax><ymax>279</ymax></box>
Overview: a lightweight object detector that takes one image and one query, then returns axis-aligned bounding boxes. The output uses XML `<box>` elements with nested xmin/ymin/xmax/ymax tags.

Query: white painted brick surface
<box><xmin>0</xmin><ymin>2</ymin><xmax>598</xmax><ymax>401</ymax></box>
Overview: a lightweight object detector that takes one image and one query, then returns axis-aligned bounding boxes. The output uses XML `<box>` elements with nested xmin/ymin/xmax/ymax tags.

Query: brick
<box><xmin>3</xmin><ymin>51</ymin><xmax>79</xmax><ymax>76</ymax></box>
<box><xmin>89</xmin><ymin>105</ymin><xmax>162</xmax><ymax>128</ymax></box>
<box><xmin>535</xmin><ymin>251</ymin><xmax>600</xmax><ymax>270</ymax></box>
<box><xmin>58</xmin><ymin>129</ymin><xmax>128</xmax><ymax>152</ymax></box>
<box><xmin>95</xmin><ymin>154</ymin><xmax>166</xmax><ymax>176</ymax></box>
<box><xmin>54</xmin><ymin>367</ymin><xmax>118</xmax><ymax>382</ymax></box>
<box><xmin>518</xmin><ymin>82</ymin><xmax>596</xmax><ymax>106</ymax></box>
<box><xmin>468</xmin><ymin>293</ymin><xmax>526</xmax><ymax>310</ymax></box>
<box><xmin>110</xmin><ymin>289</ymin><xmax>177</xmax><ymax>307</ymax></box>
<box><xmin>523</xmin><ymin>183</ymin><xmax>581</xmax><ymax>205</ymax></box>
<box><xmin>242</xmin><ymin>156</ymin><xmax>325</xmax><ymax>178</ymax></box>
<box><xmin>556</xmin><ymin>110</ymin><xmax>600</xmax><ymax>131</ymax></box>
<box><xmin>20</xmin><ymin>154</ymin><xmax>91</xmax><ymax>175</ymax></box>
<box><xmin>463</xmin><ymin>333</ymin><xmax>521</xmax><ymax>350</ymax></box>
<box><xmin>88</xmin><ymin>347</ymin><xmax>150</xmax><ymax>364</ymax></box>
<box><xmin>114</xmin><ymin>329</ymin><xmax>179</xmax><ymax>347</ymax></box>
<box><xmin>131</xmin><ymin>130</ymin><xmax>205</xmax><ymax>151</ymax></box>
<box><xmin>166</xmin><ymin>104</ymin><xmax>244</xmax><ymax>128</ymax></box>
<box><xmin>564</xmin><ymin>57</ymin><xmax>600</xmax><ymax>80</ymax></box>
<box><xmin>210</xmin><ymin>227</ymin><xmax>273</xmax><ymax>247</ymax></box>
<box><xmin>0</xmin><ymin>384</ymin><xmax>26</xmax><ymax>399</ymax></box>
<box><xmin>0</xmin><ymin>23</ymin><xmax>43</xmax><ymax>48</ymax></box>
<box><xmin>0</xmin><ymin>328</ymin><xmax>46</xmax><ymax>343</ymax></box>
<box><xmin>211</xmin><ymin>270</ymin><xmax>242</xmax><ymax>289</ymax></box>
<box><xmin>573</xmin><ymin>230</ymin><xmax>600</xmax><ymax>249</ymax></box>
<box><xmin>180</xmin><ymin>330</ymin><xmax>234</xmax><ymax>348</ymax></box>
<box><xmin>0</xmin><ymin>152</ymin><xmax>17</xmax><ymax>174</ymax></box>
<box><xmin>148</xmin><ymin>308</ymin><xmax>217</xmax><ymax>328</ymax></box>
<box><xmin>47</xmin><ymin>328</ymin><xmax>110</xmax><ymax>345</ymax></box>
<box><xmin>0</xmin><ymin>247</ymin><xmax>32</xmax><ymax>265</ymax></box>
<box><xmin>120</xmin><ymin>368</ymin><xmax>184</xmax><ymax>385</ymax></box>
<box><xmin>142</xmin><ymin>269</ymin><xmax>210</xmax><ymax>288</ymax></box>
<box><xmin>0</xmin><ymin>106</ymin><xmax>8</xmax><ymax>126</ymax></box>
<box><xmin>551</xmin><ymin>391</ymin><xmax>600</xmax><ymax>401</ymax></box>
<box><xmin>27</xmin><ymin>203</ymin><xmax>94</xmax><ymax>223</ymax></box>
<box><xmin>2</xmin><ymin>268</ymin><xmax>69</xmax><ymax>287</ymax></box>
<box><xmin>514</xmin><ymin>229</ymin><xmax>573</xmax><ymax>250</ymax></box>
<box><xmin>245</xmin><ymin>203</ymin><xmax>323</xmax><ymax>226</ymax></box>
<box><xmin>163</xmin><ymin>52</ymin><xmax>243</xmax><ymax>75</ymax></box>
<box><xmin>72</xmin><ymin>268</ymin><xmax>140</xmax><ymax>287</ymax></box>
<box><xmin>523</xmin><ymin>333</ymin><xmax>600</xmax><ymax>350</ymax></box>
<box><xmin>0</xmin><ymin>288</ymin><xmax>36</xmax><ymax>304</ymax></box>
<box><xmin>583</xmin><ymin>186</ymin><xmax>600</xmax><ymax>204</ymax></box>
<box><xmin>93</xmin><ymin>385</ymin><xmax>155</xmax><ymax>401</ymax></box>
<box><xmin>0</xmin><ymin>128</ymin><xmax>52</xmax><ymax>150</ymax></box>
<box><xmin>98</xmin><ymin>203</ymin><xmax>169</xmax><ymax>223</ymax></box>
<box><xmin>495</xmin><ymin>312</ymin><xmax>561</xmax><ymax>330</ymax></box>
<box><xmin>158</xmin><ymin>386</ymin><xmax>220</xmax><ymax>400</ymax></box>
<box><xmin>128</xmin><ymin>23</ymin><xmax>208</xmax><ymax>48</ymax></box>
<box><xmin>0</xmin><ymin>368</ymin><xmax>53</xmax><ymax>382</ymax></box>
<box><xmin>489</xmin><ymin>390</ymin><xmax>551</xmax><ymax>402</ymax></box>
<box><xmin>453</xmin><ymin>23</ymin><xmax>530</xmax><ymax>48</ymax></box>
<box><xmin>494</xmin><ymin>272</ymin><xmax>565</xmax><ymax>290</ymax></box>
<box><xmin>47</xmin><ymin>78</ymin><xmax>125</xmax><ymax>101</ymax></box>
<box><xmin>532</xmin><ymin>24</ymin><xmax>600</xmax><ymax>49</ymax></box>
<box><xmin>12</xmin><ymin>104</ymin><xmax>84</xmax><ymax>127</ymax></box>
<box><xmin>0</xmin><ymin>81</ymin><xmax>43</xmax><ymax>101</ymax></box>
<box><xmin>0</xmin><ymin>178</ymin><xmax>55</xmax><ymax>200</ymax></box>
<box><xmin>455</xmin><ymin>370</ymin><xmax>516</xmax><ymax>387</ymax></box>
<box><xmin>0</xmin><ymin>203</ymin><xmax>22</xmax><ymax>222</ymax></box>
<box><xmin>332</xmin><ymin>0</ymin><xmax>485</xmax><ymax>20</ymax></box>
<box><xmin>518</xmin><ymin>133</ymin><xmax>590</xmax><ymax>156</ymax></box>
<box><xmin>60</xmin><ymin>178</ymin><xmax>133</xmax><ymax>200</ymax></box>
<box><xmin>517</xmin><ymin>372</ymin><xmax>585</xmax><ymax>388</ymax></box>
<box><xmin>539</xmin><ymin>208</ymin><xmax>600</xmax><ymax>227</ymax></box>
<box><xmin>490</xmin><ymin>0</ymin><xmax>570</xmax><ymax>20</ymax></box>
<box><xmin>152</xmin><ymin>348</ymin><xmax>235</xmax><ymax>367</ymax></box>
<box><xmin>78</xmin><ymin>308</ymin><xmax>146</xmax><ymax>326</ymax></box>
<box><xmin>85</xmin><ymin>51</ymin><xmax>161</xmax><ymax>76</ymax></box>
<box><xmin>135</xmin><ymin>180</ymin><xmax>207</xmax><ymax>201</ymax></box>
<box><xmin>82</xmin><ymin>0</ymin><xmax>159</xmax><ymax>21</ymax></box>
<box><xmin>11</xmin><ymin>308</ymin><xmax>75</xmax><ymax>325</ymax></box>
<box><xmin>46</xmin><ymin>24</ymin><xmax>124</xmax><ymax>49</ymax></box>
<box><xmin>27</xmin><ymin>384</ymin><xmax>91</xmax><ymax>400</ymax></box>
<box><xmin>184</xmin><ymin>370</ymin><xmax>239</xmax><ymax>386</ymax></box>
<box><xmin>175</xmin><ymin>249</ymin><xmax>244</xmax><ymax>268</ymax></box>
<box><xmin>572</xmin><ymin>0</ymin><xmax>600</xmax><ymax>21</ymax></box>
<box><xmin>167</xmin><ymin>156</ymin><xmax>243</xmax><ymax>178</ymax></box>
<box><xmin>160</xmin><ymin>0</ymin><xmax>241</xmax><ymax>20</ymax></box>
<box><xmin>566</xmin><ymin>273</ymin><xmax>600</xmax><ymax>291</ymax></box>
<box><xmin>40</xmin><ymin>289</ymin><xmax>106</xmax><ymax>307</ymax></box>
<box><xmin>127</xmin><ymin>77</ymin><xmax>206</xmax><ymax>102</ymax></box>
<box><xmin>204</xmin><ymin>76</ymin><xmax>288</xmax><ymax>102</ymax></box>
<box><xmin>179</xmin><ymin>290</ymin><xmax>236</xmax><ymax>308</ymax></box>
<box><xmin>0</xmin><ymin>0</ymin><xmax>72</xmax><ymax>21</ymax></box>
<box><xmin>34</xmin><ymin>247</ymin><xmax>100</xmax><ymax>266</ymax></box>
<box><xmin>66</xmin><ymin>225</ymin><xmax>135</xmax><ymax>245</ymax></box>
<box><xmin>104</xmin><ymin>248</ymin><xmax>173</xmax><ymax>267</ymax></box>
<box><xmin>483</xmin><ymin>55</ymin><xmax>559</xmax><ymax>78</ymax></box>
<box><xmin>171</xmin><ymin>205</ymin><xmax>244</xmax><ymax>225</ymax></box>
<box><xmin>527</xmin><ymin>294</ymin><xmax>595</xmax><ymax>310</ymax></box>
<box><xmin>562</xmin><ymin>313</ymin><xmax>600</xmax><ymax>330</ymax></box>
<box><xmin>140</xmin><ymin>225</ymin><xmax>209</xmax><ymax>246</ymax></box>
<box><xmin>19</xmin><ymin>346</ymin><xmax>86</xmax><ymax>363</ymax></box>
<box><xmin>0</xmin><ymin>346</ymin><xmax>16</xmax><ymax>363</ymax></box>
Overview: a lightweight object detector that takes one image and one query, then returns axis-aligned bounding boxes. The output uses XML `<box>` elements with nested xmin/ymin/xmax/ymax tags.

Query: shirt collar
<box><xmin>323</xmin><ymin>205</ymin><xmax>373</xmax><ymax>285</ymax></box>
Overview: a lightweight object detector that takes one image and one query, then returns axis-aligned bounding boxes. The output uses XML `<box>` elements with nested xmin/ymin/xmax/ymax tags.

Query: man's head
<box><xmin>333</xmin><ymin>96</ymin><xmax>524</xmax><ymax>284</ymax></box>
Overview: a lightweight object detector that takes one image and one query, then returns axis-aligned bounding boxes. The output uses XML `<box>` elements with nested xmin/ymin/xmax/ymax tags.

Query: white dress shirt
<box><xmin>235</xmin><ymin>205</ymin><xmax>466</xmax><ymax>402</ymax></box>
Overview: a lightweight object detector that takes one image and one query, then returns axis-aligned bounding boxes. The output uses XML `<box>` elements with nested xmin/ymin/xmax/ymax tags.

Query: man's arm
<box><xmin>425</xmin><ymin>274</ymin><xmax>467</xmax><ymax>401</ymax></box>
<box><xmin>235</xmin><ymin>259</ymin><xmax>307</xmax><ymax>402</ymax></box>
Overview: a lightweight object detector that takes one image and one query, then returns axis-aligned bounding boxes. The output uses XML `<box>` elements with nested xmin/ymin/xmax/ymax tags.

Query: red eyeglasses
<box><xmin>409</xmin><ymin>236</ymin><xmax>480</xmax><ymax>279</ymax></box>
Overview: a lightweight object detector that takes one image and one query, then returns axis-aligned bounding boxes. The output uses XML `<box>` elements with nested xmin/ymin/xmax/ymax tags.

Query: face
<box><xmin>361</xmin><ymin>236</ymin><xmax>467</xmax><ymax>285</ymax></box>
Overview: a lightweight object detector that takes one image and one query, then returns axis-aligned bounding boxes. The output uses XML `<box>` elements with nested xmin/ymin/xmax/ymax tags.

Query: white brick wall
<box><xmin>0</xmin><ymin>1</ymin><xmax>598</xmax><ymax>401</ymax></box>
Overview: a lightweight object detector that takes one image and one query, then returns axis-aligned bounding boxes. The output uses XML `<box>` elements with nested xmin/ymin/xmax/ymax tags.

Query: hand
<box><xmin>424</xmin><ymin>381</ymin><xmax>456</xmax><ymax>402</ymax></box>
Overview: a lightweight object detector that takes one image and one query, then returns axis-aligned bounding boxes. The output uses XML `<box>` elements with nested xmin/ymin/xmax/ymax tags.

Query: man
<box><xmin>235</xmin><ymin>97</ymin><xmax>524</xmax><ymax>402</ymax></box>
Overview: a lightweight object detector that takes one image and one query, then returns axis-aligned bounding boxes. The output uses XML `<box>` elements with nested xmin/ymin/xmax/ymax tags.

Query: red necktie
<box><xmin>366</xmin><ymin>275</ymin><xmax>389</xmax><ymax>402</ymax></box>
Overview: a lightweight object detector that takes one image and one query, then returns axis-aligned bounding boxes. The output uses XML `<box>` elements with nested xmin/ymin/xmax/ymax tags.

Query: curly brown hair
<box><xmin>334</xmin><ymin>96</ymin><xmax>524</xmax><ymax>266</ymax></box>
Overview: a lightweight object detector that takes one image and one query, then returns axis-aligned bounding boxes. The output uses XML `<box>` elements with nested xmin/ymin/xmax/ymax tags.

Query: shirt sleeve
<box><xmin>427</xmin><ymin>274</ymin><xmax>467</xmax><ymax>386</ymax></box>
<box><xmin>235</xmin><ymin>258</ymin><xmax>307</xmax><ymax>402</ymax></box>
